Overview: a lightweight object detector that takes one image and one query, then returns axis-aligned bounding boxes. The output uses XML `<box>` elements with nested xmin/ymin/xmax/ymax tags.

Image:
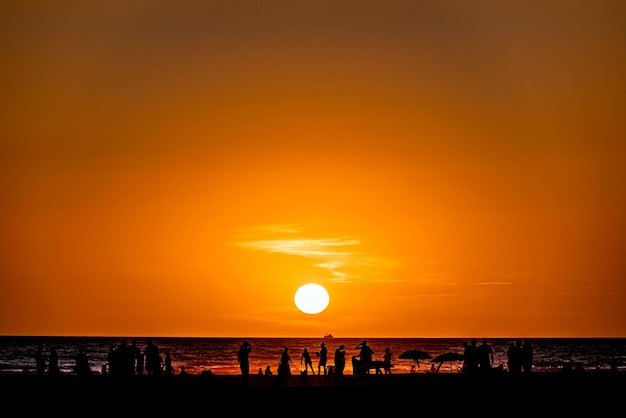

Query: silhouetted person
<box><xmin>316</xmin><ymin>342</ymin><xmax>328</xmax><ymax>375</ymax></box>
<box><xmin>356</xmin><ymin>340</ymin><xmax>374</xmax><ymax>374</ymax></box>
<box><xmin>507</xmin><ymin>341</ymin><xmax>522</xmax><ymax>375</ymax></box>
<box><xmin>144</xmin><ymin>339</ymin><xmax>162</xmax><ymax>376</ymax></box>
<box><xmin>116</xmin><ymin>340</ymin><xmax>134</xmax><ymax>376</ymax></box>
<box><xmin>506</xmin><ymin>342</ymin><xmax>515</xmax><ymax>374</ymax></box>
<box><xmin>463</xmin><ymin>338</ymin><xmax>479</xmax><ymax>375</ymax></box>
<box><xmin>477</xmin><ymin>338</ymin><xmax>494</xmax><ymax>373</ymax></box>
<box><xmin>74</xmin><ymin>347</ymin><xmax>92</xmax><ymax>377</ymax></box>
<box><xmin>265</xmin><ymin>365</ymin><xmax>273</xmax><ymax>376</ymax></box>
<box><xmin>106</xmin><ymin>345</ymin><xmax>117</xmax><ymax>376</ymax></box>
<box><xmin>521</xmin><ymin>339</ymin><xmax>533</xmax><ymax>374</ymax></box>
<box><xmin>383</xmin><ymin>347</ymin><xmax>393</xmax><ymax>374</ymax></box>
<box><xmin>107</xmin><ymin>340</ymin><xmax>132</xmax><ymax>377</ymax></box>
<box><xmin>301</xmin><ymin>347</ymin><xmax>314</xmax><ymax>375</ymax></box>
<box><xmin>562</xmin><ymin>360</ymin><xmax>574</xmax><ymax>374</ymax></box>
<box><xmin>179</xmin><ymin>365</ymin><xmax>189</xmax><ymax>383</ymax></box>
<box><xmin>278</xmin><ymin>346</ymin><xmax>292</xmax><ymax>377</ymax></box>
<box><xmin>129</xmin><ymin>340</ymin><xmax>141</xmax><ymax>375</ymax></box>
<box><xmin>35</xmin><ymin>344</ymin><xmax>46</xmax><ymax>376</ymax></box>
<box><xmin>237</xmin><ymin>340</ymin><xmax>251</xmax><ymax>383</ymax></box>
<box><xmin>136</xmin><ymin>349</ymin><xmax>145</xmax><ymax>375</ymax></box>
<box><xmin>461</xmin><ymin>341</ymin><xmax>469</xmax><ymax>372</ymax></box>
<box><xmin>163</xmin><ymin>349</ymin><xmax>174</xmax><ymax>376</ymax></box>
<box><xmin>47</xmin><ymin>347</ymin><xmax>60</xmax><ymax>376</ymax></box>
<box><xmin>515</xmin><ymin>339</ymin><xmax>524</xmax><ymax>374</ymax></box>
<box><xmin>334</xmin><ymin>345</ymin><xmax>346</xmax><ymax>376</ymax></box>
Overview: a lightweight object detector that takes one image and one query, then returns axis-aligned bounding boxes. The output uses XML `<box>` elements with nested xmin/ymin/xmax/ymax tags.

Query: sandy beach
<box><xmin>3</xmin><ymin>371</ymin><xmax>624</xmax><ymax>415</ymax></box>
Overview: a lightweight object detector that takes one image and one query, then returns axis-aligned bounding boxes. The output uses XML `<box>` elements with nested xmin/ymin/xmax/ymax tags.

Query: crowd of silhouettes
<box><xmin>99</xmin><ymin>339</ymin><xmax>177</xmax><ymax>378</ymax></box>
<box><xmin>34</xmin><ymin>344</ymin><xmax>88</xmax><ymax>377</ymax></box>
<box><xmin>30</xmin><ymin>337</ymin><xmax>543</xmax><ymax>380</ymax></box>
<box><xmin>34</xmin><ymin>345</ymin><xmax>61</xmax><ymax>376</ymax></box>
<box><xmin>505</xmin><ymin>339</ymin><xmax>534</xmax><ymax>375</ymax></box>
<box><xmin>460</xmin><ymin>338</ymin><xmax>533</xmax><ymax>376</ymax></box>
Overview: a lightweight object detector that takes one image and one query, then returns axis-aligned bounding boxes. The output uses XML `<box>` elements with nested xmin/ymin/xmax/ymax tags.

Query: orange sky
<box><xmin>1</xmin><ymin>1</ymin><xmax>625</xmax><ymax>338</ymax></box>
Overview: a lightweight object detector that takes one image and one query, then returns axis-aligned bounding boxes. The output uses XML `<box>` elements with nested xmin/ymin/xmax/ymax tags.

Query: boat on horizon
<box><xmin>324</xmin><ymin>333</ymin><xmax>334</xmax><ymax>339</ymax></box>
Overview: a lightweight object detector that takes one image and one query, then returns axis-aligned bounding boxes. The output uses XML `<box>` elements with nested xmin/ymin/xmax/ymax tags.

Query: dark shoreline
<box><xmin>3</xmin><ymin>371</ymin><xmax>625</xmax><ymax>414</ymax></box>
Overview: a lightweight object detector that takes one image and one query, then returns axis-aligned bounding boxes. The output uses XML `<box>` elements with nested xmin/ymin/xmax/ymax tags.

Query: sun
<box><xmin>294</xmin><ymin>283</ymin><xmax>330</xmax><ymax>314</ymax></box>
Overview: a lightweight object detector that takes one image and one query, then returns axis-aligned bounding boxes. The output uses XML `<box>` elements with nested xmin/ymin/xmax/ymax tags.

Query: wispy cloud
<box><xmin>472</xmin><ymin>282</ymin><xmax>514</xmax><ymax>286</ymax></box>
<box><xmin>234</xmin><ymin>223</ymin><xmax>392</xmax><ymax>282</ymax></box>
<box><xmin>472</xmin><ymin>271</ymin><xmax>534</xmax><ymax>286</ymax></box>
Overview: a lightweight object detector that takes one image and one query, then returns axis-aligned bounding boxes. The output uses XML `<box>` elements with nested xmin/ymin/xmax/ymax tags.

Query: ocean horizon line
<box><xmin>3</xmin><ymin>335</ymin><xmax>626</xmax><ymax>340</ymax></box>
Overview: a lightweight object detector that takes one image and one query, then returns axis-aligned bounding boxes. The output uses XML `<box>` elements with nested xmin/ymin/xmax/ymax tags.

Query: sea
<box><xmin>1</xmin><ymin>336</ymin><xmax>625</xmax><ymax>376</ymax></box>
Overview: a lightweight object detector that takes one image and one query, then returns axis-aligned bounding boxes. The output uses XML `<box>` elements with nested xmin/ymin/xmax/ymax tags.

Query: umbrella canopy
<box><xmin>433</xmin><ymin>352</ymin><xmax>464</xmax><ymax>363</ymax></box>
<box><xmin>398</xmin><ymin>350</ymin><xmax>432</xmax><ymax>368</ymax></box>
<box><xmin>432</xmin><ymin>352</ymin><xmax>464</xmax><ymax>373</ymax></box>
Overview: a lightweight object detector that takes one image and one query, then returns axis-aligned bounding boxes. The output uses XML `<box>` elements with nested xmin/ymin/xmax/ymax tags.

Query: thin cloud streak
<box><xmin>234</xmin><ymin>223</ymin><xmax>392</xmax><ymax>282</ymax></box>
<box><xmin>473</xmin><ymin>282</ymin><xmax>514</xmax><ymax>286</ymax></box>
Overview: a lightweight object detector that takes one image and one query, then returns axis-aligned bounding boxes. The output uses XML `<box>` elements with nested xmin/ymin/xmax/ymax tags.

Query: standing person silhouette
<box><xmin>316</xmin><ymin>342</ymin><xmax>328</xmax><ymax>375</ymax></box>
<box><xmin>47</xmin><ymin>347</ymin><xmax>60</xmax><ymax>376</ymax></box>
<box><xmin>507</xmin><ymin>341</ymin><xmax>521</xmax><ymax>375</ymax></box>
<box><xmin>477</xmin><ymin>338</ymin><xmax>494</xmax><ymax>373</ymax></box>
<box><xmin>136</xmin><ymin>346</ymin><xmax>145</xmax><ymax>375</ymax></box>
<box><xmin>163</xmin><ymin>349</ymin><xmax>174</xmax><ymax>376</ymax></box>
<box><xmin>521</xmin><ymin>339</ymin><xmax>534</xmax><ymax>374</ymax></box>
<box><xmin>237</xmin><ymin>340</ymin><xmax>252</xmax><ymax>384</ymax></box>
<box><xmin>334</xmin><ymin>344</ymin><xmax>346</xmax><ymax>376</ymax></box>
<box><xmin>356</xmin><ymin>340</ymin><xmax>374</xmax><ymax>374</ymax></box>
<box><xmin>129</xmin><ymin>340</ymin><xmax>141</xmax><ymax>375</ymax></box>
<box><xmin>74</xmin><ymin>347</ymin><xmax>92</xmax><ymax>377</ymax></box>
<box><xmin>278</xmin><ymin>346</ymin><xmax>292</xmax><ymax>377</ymax></box>
<box><xmin>301</xmin><ymin>347</ymin><xmax>315</xmax><ymax>375</ymax></box>
<box><xmin>35</xmin><ymin>344</ymin><xmax>46</xmax><ymax>376</ymax></box>
<box><xmin>382</xmin><ymin>347</ymin><xmax>393</xmax><ymax>374</ymax></box>
<box><xmin>514</xmin><ymin>339</ymin><xmax>524</xmax><ymax>374</ymax></box>
<box><xmin>144</xmin><ymin>339</ymin><xmax>162</xmax><ymax>376</ymax></box>
<box><xmin>464</xmin><ymin>338</ymin><xmax>479</xmax><ymax>375</ymax></box>
<box><xmin>116</xmin><ymin>340</ymin><xmax>133</xmax><ymax>376</ymax></box>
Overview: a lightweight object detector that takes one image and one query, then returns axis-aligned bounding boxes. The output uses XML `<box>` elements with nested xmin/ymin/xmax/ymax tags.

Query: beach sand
<box><xmin>3</xmin><ymin>371</ymin><xmax>624</xmax><ymax>415</ymax></box>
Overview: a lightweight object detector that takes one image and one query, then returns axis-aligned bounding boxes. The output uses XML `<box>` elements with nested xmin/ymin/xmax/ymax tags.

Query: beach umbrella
<box><xmin>432</xmin><ymin>352</ymin><xmax>464</xmax><ymax>373</ymax></box>
<box><xmin>398</xmin><ymin>350</ymin><xmax>432</xmax><ymax>368</ymax></box>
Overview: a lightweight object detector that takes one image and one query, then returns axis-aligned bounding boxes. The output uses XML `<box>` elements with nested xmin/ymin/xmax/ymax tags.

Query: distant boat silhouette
<box><xmin>324</xmin><ymin>333</ymin><xmax>334</xmax><ymax>339</ymax></box>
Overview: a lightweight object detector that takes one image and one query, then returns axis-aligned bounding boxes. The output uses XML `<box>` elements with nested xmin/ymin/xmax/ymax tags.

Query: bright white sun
<box><xmin>294</xmin><ymin>283</ymin><xmax>330</xmax><ymax>314</ymax></box>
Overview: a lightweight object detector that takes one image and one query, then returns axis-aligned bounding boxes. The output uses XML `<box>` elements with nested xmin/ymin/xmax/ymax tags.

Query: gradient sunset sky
<box><xmin>1</xmin><ymin>1</ymin><xmax>625</xmax><ymax>338</ymax></box>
